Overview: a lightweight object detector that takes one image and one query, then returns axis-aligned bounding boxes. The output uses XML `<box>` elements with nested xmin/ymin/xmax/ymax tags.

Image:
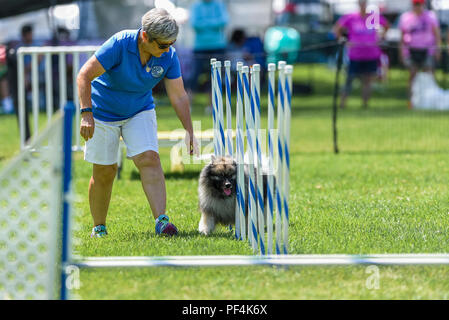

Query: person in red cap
<box><xmin>399</xmin><ymin>0</ymin><xmax>441</xmax><ymax>108</ymax></box>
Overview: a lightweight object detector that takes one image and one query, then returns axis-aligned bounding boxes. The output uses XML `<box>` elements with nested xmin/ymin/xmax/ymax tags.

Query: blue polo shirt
<box><xmin>91</xmin><ymin>29</ymin><xmax>181</xmax><ymax>121</ymax></box>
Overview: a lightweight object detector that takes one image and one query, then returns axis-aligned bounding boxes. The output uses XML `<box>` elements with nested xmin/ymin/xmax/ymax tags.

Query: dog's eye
<box><xmin>211</xmin><ymin>175</ymin><xmax>221</xmax><ymax>181</ymax></box>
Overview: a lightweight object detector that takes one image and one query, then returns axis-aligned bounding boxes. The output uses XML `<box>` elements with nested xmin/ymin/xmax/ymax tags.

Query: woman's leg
<box><xmin>341</xmin><ymin>60</ymin><xmax>356</xmax><ymax>110</ymax></box>
<box><xmin>132</xmin><ymin>150</ymin><xmax>166</xmax><ymax>219</ymax></box>
<box><xmin>340</xmin><ymin>73</ymin><xmax>354</xmax><ymax>110</ymax></box>
<box><xmin>408</xmin><ymin>67</ymin><xmax>418</xmax><ymax>108</ymax></box>
<box><xmin>123</xmin><ymin>110</ymin><xmax>176</xmax><ymax>235</ymax></box>
<box><xmin>89</xmin><ymin>163</ymin><xmax>118</xmax><ymax>226</ymax></box>
<box><xmin>361</xmin><ymin>73</ymin><xmax>375</xmax><ymax>109</ymax></box>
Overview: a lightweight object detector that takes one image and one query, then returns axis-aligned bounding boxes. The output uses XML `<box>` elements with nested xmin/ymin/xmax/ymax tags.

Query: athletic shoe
<box><xmin>91</xmin><ymin>224</ymin><xmax>108</xmax><ymax>238</ymax></box>
<box><xmin>155</xmin><ymin>214</ymin><xmax>178</xmax><ymax>236</ymax></box>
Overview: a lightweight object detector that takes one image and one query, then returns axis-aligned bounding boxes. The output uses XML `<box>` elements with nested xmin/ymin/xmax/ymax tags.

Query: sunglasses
<box><xmin>153</xmin><ymin>38</ymin><xmax>176</xmax><ymax>49</ymax></box>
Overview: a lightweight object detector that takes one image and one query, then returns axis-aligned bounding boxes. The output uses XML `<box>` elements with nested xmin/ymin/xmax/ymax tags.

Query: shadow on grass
<box><xmin>129</xmin><ymin>170</ymin><xmax>140</xmax><ymax>180</ymax></box>
<box><xmin>129</xmin><ymin>170</ymin><xmax>201</xmax><ymax>181</ymax></box>
<box><xmin>123</xmin><ymin>229</ymin><xmax>234</xmax><ymax>241</ymax></box>
<box><xmin>178</xmin><ymin>230</ymin><xmax>234</xmax><ymax>239</ymax></box>
<box><xmin>165</xmin><ymin>171</ymin><xmax>201</xmax><ymax>180</ymax></box>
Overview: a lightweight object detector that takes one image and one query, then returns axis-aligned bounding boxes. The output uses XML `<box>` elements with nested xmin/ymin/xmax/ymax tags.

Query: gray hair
<box><xmin>141</xmin><ymin>8</ymin><xmax>179</xmax><ymax>42</ymax></box>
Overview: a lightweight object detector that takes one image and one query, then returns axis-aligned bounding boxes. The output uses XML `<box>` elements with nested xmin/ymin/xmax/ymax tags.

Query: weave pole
<box><xmin>242</xmin><ymin>66</ymin><xmax>258</xmax><ymax>251</ymax></box>
<box><xmin>214</xmin><ymin>61</ymin><xmax>225</xmax><ymax>156</ymax></box>
<box><xmin>209</xmin><ymin>59</ymin><xmax>290</xmax><ymax>254</ymax></box>
<box><xmin>210</xmin><ymin>58</ymin><xmax>218</xmax><ymax>155</ymax></box>
<box><xmin>235</xmin><ymin>62</ymin><xmax>246</xmax><ymax>241</ymax></box>
<box><xmin>224</xmin><ymin>60</ymin><xmax>233</xmax><ymax>157</ymax></box>
<box><xmin>275</xmin><ymin>61</ymin><xmax>286</xmax><ymax>254</ymax></box>
<box><xmin>223</xmin><ymin>60</ymin><xmax>239</xmax><ymax>237</ymax></box>
<box><xmin>282</xmin><ymin>65</ymin><xmax>293</xmax><ymax>254</ymax></box>
<box><xmin>252</xmin><ymin>64</ymin><xmax>265</xmax><ymax>255</ymax></box>
<box><xmin>267</xmin><ymin>63</ymin><xmax>276</xmax><ymax>255</ymax></box>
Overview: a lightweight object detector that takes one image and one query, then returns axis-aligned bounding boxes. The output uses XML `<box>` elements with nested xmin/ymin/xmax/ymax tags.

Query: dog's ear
<box><xmin>210</xmin><ymin>154</ymin><xmax>216</xmax><ymax>163</ymax></box>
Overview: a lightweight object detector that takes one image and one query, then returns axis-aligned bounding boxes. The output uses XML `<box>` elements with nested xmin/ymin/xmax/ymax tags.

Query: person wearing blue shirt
<box><xmin>189</xmin><ymin>0</ymin><xmax>229</xmax><ymax>93</ymax></box>
<box><xmin>77</xmin><ymin>8</ymin><xmax>199</xmax><ymax>238</ymax></box>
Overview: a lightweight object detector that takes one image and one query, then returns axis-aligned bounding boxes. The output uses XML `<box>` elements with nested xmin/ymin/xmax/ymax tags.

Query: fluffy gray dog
<box><xmin>198</xmin><ymin>155</ymin><xmax>269</xmax><ymax>235</ymax></box>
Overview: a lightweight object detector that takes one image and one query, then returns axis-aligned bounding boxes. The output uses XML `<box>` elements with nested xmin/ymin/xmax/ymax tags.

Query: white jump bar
<box><xmin>72</xmin><ymin>254</ymin><xmax>449</xmax><ymax>268</ymax></box>
<box><xmin>17</xmin><ymin>46</ymin><xmax>99</xmax><ymax>54</ymax></box>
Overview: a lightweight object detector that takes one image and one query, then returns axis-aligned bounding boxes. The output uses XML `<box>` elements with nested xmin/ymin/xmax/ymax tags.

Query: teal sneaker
<box><xmin>91</xmin><ymin>224</ymin><xmax>108</xmax><ymax>238</ymax></box>
<box><xmin>155</xmin><ymin>214</ymin><xmax>178</xmax><ymax>236</ymax></box>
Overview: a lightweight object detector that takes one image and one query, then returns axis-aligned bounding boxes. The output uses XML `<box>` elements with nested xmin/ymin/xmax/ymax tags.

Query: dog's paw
<box><xmin>198</xmin><ymin>223</ymin><xmax>212</xmax><ymax>236</ymax></box>
<box><xmin>198</xmin><ymin>228</ymin><xmax>210</xmax><ymax>236</ymax></box>
<box><xmin>198</xmin><ymin>214</ymin><xmax>214</xmax><ymax>236</ymax></box>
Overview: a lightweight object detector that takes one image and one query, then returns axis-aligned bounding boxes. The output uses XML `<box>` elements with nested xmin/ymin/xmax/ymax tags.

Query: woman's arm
<box><xmin>77</xmin><ymin>55</ymin><xmax>105</xmax><ymax>141</ymax></box>
<box><xmin>333</xmin><ymin>23</ymin><xmax>343</xmax><ymax>39</ymax></box>
<box><xmin>164</xmin><ymin>77</ymin><xmax>198</xmax><ymax>155</ymax></box>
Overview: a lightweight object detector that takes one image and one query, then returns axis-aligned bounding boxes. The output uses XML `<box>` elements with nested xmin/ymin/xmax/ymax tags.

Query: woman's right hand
<box><xmin>80</xmin><ymin>112</ymin><xmax>95</xmax><ymax>141</ymax></box>
<box><xmin>77</xmin><ymin>55</ymin><xmax>105</xmax><ymax>142</ymax></box>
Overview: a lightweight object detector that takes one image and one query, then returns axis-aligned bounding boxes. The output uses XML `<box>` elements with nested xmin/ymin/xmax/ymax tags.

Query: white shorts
<box><xmin>84</xmin><ymin>109</ymin><xmax>158</xmax><ymax>165</ymax></box>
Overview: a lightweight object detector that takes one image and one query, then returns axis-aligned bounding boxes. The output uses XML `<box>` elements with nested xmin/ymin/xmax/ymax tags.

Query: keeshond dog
<box><xmin>198</xmin><ymin>155</ymin><xmax>270</xmax><ymax>235</ymax></box>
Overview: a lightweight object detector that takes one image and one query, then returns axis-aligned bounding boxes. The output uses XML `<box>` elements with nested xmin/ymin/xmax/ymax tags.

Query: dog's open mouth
<box><xmin>223</xmin><ymin>187</ymin><xmax>232</xmax><ymax>196</ymax></box>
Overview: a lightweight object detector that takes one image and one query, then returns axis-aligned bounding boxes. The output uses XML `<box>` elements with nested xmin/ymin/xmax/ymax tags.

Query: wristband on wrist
<box><xmin>80</xmin><ymin>107</ymin><xmax>92</xmax><ymax>114</ymax></box>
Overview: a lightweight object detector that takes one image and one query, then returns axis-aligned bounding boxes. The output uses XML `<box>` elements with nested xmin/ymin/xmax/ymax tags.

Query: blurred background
<box><xmin>0</xmin><ymin>0</ymin><xmax>448</xmax><ymax>103</ymax></box>
<box><xmin>1</xmin><ymin>0</ymin><xmax>449</xmax><ymax>150</ymax></box>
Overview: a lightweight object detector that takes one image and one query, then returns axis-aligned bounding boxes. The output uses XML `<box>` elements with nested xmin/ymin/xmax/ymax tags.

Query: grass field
<box><xmin>1</xmin><ymin>64</ymin><xmax>449</xmax><ymax>299</ymax></box>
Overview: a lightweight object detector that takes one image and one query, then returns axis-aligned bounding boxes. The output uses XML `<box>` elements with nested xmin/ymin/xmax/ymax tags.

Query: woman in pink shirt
<box><xmin>334</xmin><ymin>0</ymin><xmax>389</xmax><ymax>109</ymax></box>
<box><xmin>399</xmin><ymin>0</ymin><xmax>441</xmax><ymax>108</ymax></box>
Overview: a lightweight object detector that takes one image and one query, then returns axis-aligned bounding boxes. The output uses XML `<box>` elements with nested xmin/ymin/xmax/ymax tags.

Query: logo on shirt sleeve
<box><xmin>151</xmin><ymin>65</ymin><xmax>165</xmax><ymax>78</ymax></box>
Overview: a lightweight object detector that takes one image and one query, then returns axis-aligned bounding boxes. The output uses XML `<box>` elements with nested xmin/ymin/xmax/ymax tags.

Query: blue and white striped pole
<box><xmin>210</xmin><ymin>58</ymin><xmax>218</xmax><ymax>156</ymax></box>
<box><xmin>214</xmin><ymin>61</ymin><xmax>226</xmax><ymax>156</ymax></box>
<box><xmin>61</xmin><ymin>102</ymin><xmax>75</xmax><ymax>300</ymax></box>
<box><xmin>282</xmin><ymin>65</ymin><xmax>293</xmax><ymax>254</ymax></box>
<box><xmin>275</xmin><ymin>61</ymin><xmax>286</xmax><ymax>254</ymax></box>
<box><xmin>252</xmin><ymin>64</ymin><xmax>265</xmax><ymax>255</ymax></box>
<box><xmin>224</xmin><ymin>60</ymin><xmax>233</xmax><ymax>157</ymax></box>
<box><xmin>235</xmin><ymin>62</ymin><xmax>246</xmax><ymax>241</ymax></box>
<box><xmin>223</xmin><ymin>60</ymin><xmax>238</xmax><ymax>236</ymax></box>
<box><xmin>243</xmin><ymin>66</ymin><xmax>258</xmax><ymax>251</ymax></box>
<box><xmin>267</xmin><ymin>63</ymin><xmax>276</xmax><ymax>255</ymax></box>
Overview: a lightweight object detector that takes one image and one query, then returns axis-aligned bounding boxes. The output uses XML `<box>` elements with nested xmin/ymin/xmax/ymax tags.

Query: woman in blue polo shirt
<box><xmin>77</xmin><ymin>8</ymin><xmax>198</xmax><ymax>237</ymax></box>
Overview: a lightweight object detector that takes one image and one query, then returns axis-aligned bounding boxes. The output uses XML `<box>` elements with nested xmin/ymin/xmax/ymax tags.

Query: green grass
<box><xmin>2</xmin><ymin>64</ymin><xmax>449</xmax><ymax>299</ymax></box>
<box><xmin>78</xmin><ymin>265</ymin><xmax>449</xmax><ymax>300</ymax></box>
